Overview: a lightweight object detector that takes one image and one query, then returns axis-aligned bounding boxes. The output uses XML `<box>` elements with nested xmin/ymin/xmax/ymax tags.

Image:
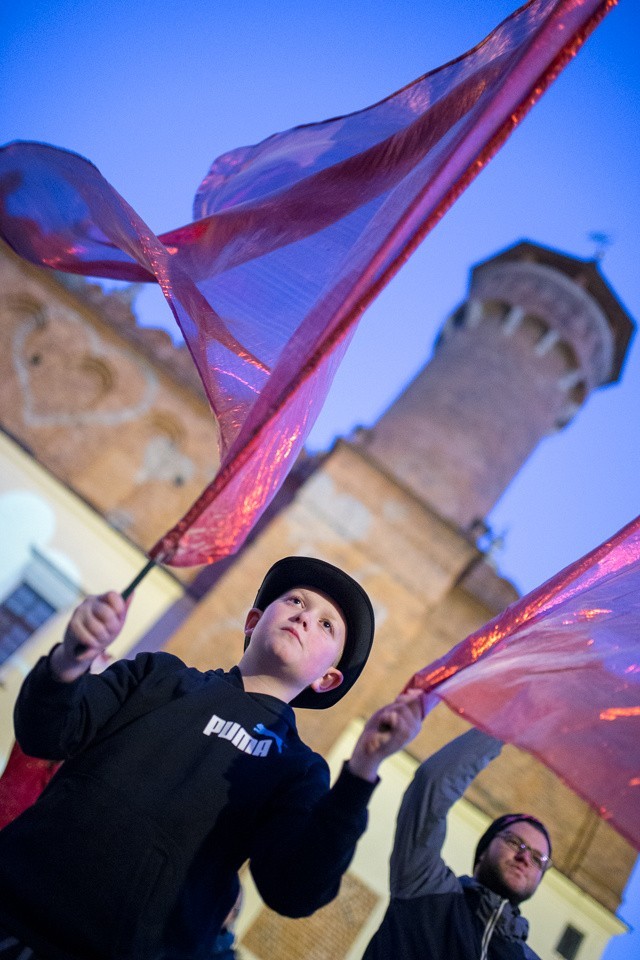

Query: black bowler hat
<box><xmin>246</xmin><ymin>556</ymin><xmax>375</xmax><ymax>709</ymax></box>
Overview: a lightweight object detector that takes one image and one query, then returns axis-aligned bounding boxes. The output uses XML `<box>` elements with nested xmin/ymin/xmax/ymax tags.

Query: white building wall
<box><xmin>0</xmin><ymin>430</ymin><xmax>184</xmax><ymax>762</ymax></box>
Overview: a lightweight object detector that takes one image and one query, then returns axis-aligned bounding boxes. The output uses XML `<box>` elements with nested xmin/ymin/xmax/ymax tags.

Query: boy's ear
<box><xmin>243</xmin><ymin>607</ymin><xmax>263</xmax><ymax>638</ymax></box>
<box><xmin>310</xmin><ymin>667</ymin><xmax>344</xmax><ymax>695</ymax></box>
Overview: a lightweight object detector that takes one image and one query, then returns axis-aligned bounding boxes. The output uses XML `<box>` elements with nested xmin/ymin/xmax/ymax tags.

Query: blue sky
<box><xmin>1</xmin><ymin>1</ymin><xmax>638</xmax><ymax>953</ymax></box>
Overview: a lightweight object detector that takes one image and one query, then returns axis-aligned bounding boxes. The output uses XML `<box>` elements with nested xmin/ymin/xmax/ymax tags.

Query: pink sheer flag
<box><xmin>0</xmin><ymin>0</ymin><xmax>616</xmax><ymax>566</ymax></box>
<box><xmin>406</xmin><ymin>515</ymin><xmax>640</xmax><ymax>849</ymax></box>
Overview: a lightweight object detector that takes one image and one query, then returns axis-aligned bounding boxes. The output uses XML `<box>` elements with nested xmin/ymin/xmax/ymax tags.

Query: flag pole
<box><xmin>122</xmin><ymin>558</ymin><xmax>157</xmax><ymax>600</ymax></box>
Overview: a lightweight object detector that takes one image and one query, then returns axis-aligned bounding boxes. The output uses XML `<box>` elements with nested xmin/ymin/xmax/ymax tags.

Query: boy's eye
<box><xmin>321</xmin><ymin>619</ymin><xmax>333</xmax><ymax>632</ymax></box>
<box><xmin>288</xmin><ymin>595</ymin><xmax>302</xmax><ymax>605</ymax></box>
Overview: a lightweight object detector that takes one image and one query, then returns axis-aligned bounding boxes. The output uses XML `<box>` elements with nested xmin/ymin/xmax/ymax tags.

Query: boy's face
<box><xmin>243</xmin><ymin>587</ymin><xmax>347</xmax><ymax>697</ymax></box>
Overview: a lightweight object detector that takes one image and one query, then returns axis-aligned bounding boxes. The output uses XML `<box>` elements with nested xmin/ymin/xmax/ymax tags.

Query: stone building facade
<box><xmin>0</xmin><ymin>238</ymin><xmax>635</xmax><ymax>959</ymax></box>
<box><xmin>0</xmin><ymin>245</ymin><xmax>220</xmax><ymax>557</ymax></box>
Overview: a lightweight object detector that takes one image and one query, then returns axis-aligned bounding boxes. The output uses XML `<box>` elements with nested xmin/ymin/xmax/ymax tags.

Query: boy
<box><xmin>0</xmin><ymin>556</ymin><xmax>423</xmax><ymax>960</ymax></box>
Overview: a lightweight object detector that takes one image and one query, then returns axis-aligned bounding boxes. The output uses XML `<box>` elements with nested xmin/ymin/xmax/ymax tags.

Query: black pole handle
<box><xmin>121</xmin><ymin>558</ymin><xmax>157</xmax><ymax>601</ymax></box>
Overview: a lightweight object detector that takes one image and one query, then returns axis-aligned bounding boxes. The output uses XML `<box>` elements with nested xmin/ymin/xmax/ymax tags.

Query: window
<box><xmin>556</xmin><ymin>924</ymin><xmax>585</xmax><ymax>960</ymax></box>
<box><xmin>0</xmin><ymin>583</ymin><xmax>56</xmax><ymax>666</ymax></box>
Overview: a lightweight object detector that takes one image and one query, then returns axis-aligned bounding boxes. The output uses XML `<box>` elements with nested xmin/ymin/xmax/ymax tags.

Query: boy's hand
<box><xmin>50</xmin><ymin>592</ymin><xmax>127</xmax><ymax>683</ymax></box>
<box><xmin>347</xmin><ymin>689</ymin><xmax>425</xmax><ymax>783</ymax></box>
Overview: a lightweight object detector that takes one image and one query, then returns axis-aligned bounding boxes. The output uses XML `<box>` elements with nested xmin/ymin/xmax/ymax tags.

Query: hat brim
<box><xmin>246</xmin><ymin>556</ymin><xmax>375</xmax><ymax>709</ymax></box>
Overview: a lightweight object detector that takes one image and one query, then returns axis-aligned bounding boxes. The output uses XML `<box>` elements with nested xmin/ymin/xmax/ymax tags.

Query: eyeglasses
<box><xmin>498</xmin><ymin>831</ymin><xmax>551</xmax><ymax>871</ymax></box>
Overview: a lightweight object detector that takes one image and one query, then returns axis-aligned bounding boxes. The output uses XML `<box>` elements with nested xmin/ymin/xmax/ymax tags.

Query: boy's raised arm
<box><xmin>248</xmin><ymin>689</ymin><xmax>425</xmax><ymax>917</ymax></box>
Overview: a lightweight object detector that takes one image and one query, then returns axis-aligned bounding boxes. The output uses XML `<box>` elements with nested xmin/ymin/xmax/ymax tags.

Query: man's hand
<box><xmin>50</xmin><ymin>592</ymin><xmax>127</xmax><ymax>683</ymax></box>
<box><xmin>347</xmin><ymin>689</ymin><xmax>425</xmax><ymax>783</ymax></box>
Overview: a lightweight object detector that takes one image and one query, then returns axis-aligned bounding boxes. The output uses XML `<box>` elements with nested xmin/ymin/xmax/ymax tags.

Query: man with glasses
<box><xmin>362</xmin><ymin>728</ymin><xmax>551</xmax><ymax>959</ymax></box>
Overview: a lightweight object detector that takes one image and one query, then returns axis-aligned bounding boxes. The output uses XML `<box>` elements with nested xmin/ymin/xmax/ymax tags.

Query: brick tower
<box><xmin>360</xmin><ymin>241</ymin><xmax>633</xmax><ymax>530</ymax></box>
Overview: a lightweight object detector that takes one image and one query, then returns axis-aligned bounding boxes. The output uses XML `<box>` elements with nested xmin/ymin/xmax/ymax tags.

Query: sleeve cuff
<box><xmin>333</xmin><ymin>761</ymin><xmax>379</xmax><ymax>806</ymax></box>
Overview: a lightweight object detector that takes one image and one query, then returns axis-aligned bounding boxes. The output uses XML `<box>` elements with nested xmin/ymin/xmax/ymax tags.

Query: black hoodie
<box><xmin>0</xmin><ymin>651</ymin><xmax>375</xmax><ymax>960</ymax></box>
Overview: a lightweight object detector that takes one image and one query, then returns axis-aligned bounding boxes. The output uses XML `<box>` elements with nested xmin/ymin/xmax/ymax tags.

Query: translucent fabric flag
<box><xmin>0</xmin><ymin>0</ymin><xmax>615</xmax><ymax>566</ymax></box>
<box><xmin>406</xmin><ymin>515</ymin><xmax>640</xmax><ymax>849</ymax></box>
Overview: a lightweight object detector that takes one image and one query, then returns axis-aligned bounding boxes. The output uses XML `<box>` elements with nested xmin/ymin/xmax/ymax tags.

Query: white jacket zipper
<box><xmin>480</xmin><ymin>899</ymin><xmax>507</xmax><ymax>960</ymax></box>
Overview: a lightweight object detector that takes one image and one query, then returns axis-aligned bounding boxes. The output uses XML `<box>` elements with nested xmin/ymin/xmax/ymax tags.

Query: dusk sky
<box><xmin>1</xmin><ymin>0</ymin><xmax>638</xmax><ymax>954</ymax></box>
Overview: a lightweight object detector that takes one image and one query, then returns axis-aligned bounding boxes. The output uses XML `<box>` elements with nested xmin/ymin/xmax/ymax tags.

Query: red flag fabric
<box><xmin>406</xmin><ymin>515</ymin><xmax>640</xmax><ymax>850</ymax></box>
<box><xmin>0</xmin><ymin>0</ymin><xmax>615</xmax><ymax>566</ymax></box>
<box><xmin>0</xmin><ymin>742</ymin><xmax>61</xmax><ymax>831</ymax></box>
